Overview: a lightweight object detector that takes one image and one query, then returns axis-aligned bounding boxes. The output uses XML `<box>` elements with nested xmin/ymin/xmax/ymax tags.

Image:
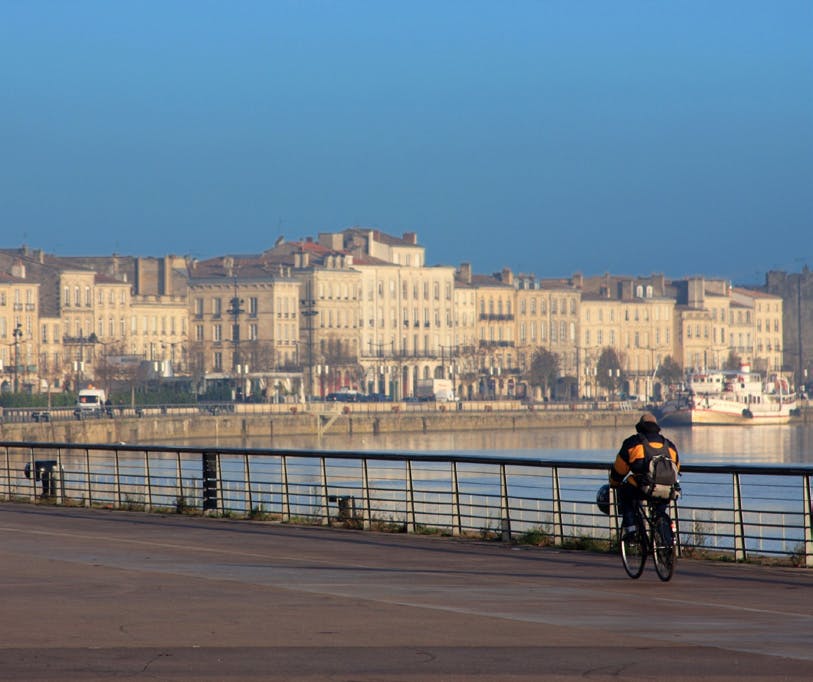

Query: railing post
<box><xmin>55</xmin><ymin>447</ymin><xmax>64</xmax><ymax>504</ymax></box>
<box><xmin>671</xmin><ymin>496</ymin><xmax>681</xmax><ymax>557</ymax></box>
<box><xmin>281</xmin><ymin>455</ymin><xmax>290</xmax><ymax>521</ymax></box>
<box><xmin>320</xmin><ymin>457</ymin><xmax>329</xmax><ymax>525</ymax></box>
<box><xmin>29</xmin><ymin>448</ymin><xmax>37</xmax><ymax>502</ymax></box>
<box><xmin>406</xmin><ymin>460</ymin><xmax>415</xmax><ymax>533</ymax></box>
<box><xmin>451</xmin><ymin>461</ymin><xmax>461</xmax><ymax>536</ymax></box>
<box><xmin>85</xmin><ymin>447</ymin><xmax>92</xmax><ymax>507</ymax></box>
<box><xmin>361</xmin><ymin>458</ymin><xmax>371</xmax><ymax>530</ymax></box>
<box><xmin>216</xmin><ymin>453</ymin><xmax>224</xmax><ymax>515</ymax></box>
<box><xmin>244</xmin><ymin>452</ymin><xmax>252</xmax><ymax>514</ymax></box>
<box><xmin>499</xmin><ymin>463</ymin><xmax>511</xmax><ymax>542</ymax></box>
<box><xmin>4</xmin><ymin>445</ymin><xmax>11</xmax><ymax>500</ymax></box>
<box><xmin>144</xmin><ymin>450</ymin><xmax>153</xmax><ymax>512</ymax></box>
<box><xmin>552</xmin><ymin>466</ymin><xmax>563</xmax><ymax>545</ymax></box>
<box><xmin>804</xmin><ymin>474</ymin><xmax>813</xmax><ymax>568</ymax></box>
<box><xmin>733</xmin><ymin>472</ymin><xmax>746</xmax><ymax>561</ymax></box>
<box><xmin>114</xmin><ymin>449</ymin><xmax>122</xmax><ymax>508</ymax></box>
<box><xmin>609</xmin><ymin>485</ymin><xmax>619</xmax><ymax>539</ymax></box>
<box><xmin>175</xmin><ymin>450</ymin><xmax>182</xmax><ymax>510</ymax></box>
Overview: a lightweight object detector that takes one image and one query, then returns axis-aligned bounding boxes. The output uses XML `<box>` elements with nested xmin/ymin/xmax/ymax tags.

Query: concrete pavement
<box><xmin>1</xmin><ymin>502</ymin><xmax>811</xmax><ymax>680</ymax></box>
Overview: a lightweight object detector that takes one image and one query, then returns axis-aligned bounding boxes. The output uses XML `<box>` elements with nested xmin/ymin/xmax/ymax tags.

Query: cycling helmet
<box><xmin>596</xmin><ymin>484</ymin><xmax>611</xmax><ymax>515</ymax></box>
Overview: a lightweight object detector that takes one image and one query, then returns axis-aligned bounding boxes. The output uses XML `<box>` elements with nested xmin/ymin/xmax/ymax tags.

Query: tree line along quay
<box><xmin>1</xmin><ymin>231</ymin><xmax>812</xmax><ymax>419</ymax></box>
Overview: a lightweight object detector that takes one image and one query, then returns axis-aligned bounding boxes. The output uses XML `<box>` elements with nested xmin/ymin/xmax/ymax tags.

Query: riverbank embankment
<box><xmin>3</xmin><ymin>400</ymin><xmax>810</xmax><ymax>445</ymax></box>
<box><xmin>1</xmin><ymin>405</ymin><xmax>637</xmax><ymax>445</ymax></box>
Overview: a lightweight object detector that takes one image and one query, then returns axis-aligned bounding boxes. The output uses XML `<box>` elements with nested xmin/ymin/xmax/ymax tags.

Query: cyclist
<box><xmin>610</xmin><ymin>412</ymin><xmax>680</xmax><ymax>539</ymax></box>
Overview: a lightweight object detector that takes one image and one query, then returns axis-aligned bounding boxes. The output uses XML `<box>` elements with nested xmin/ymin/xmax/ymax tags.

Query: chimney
<box><xmin>162</xmin><ymin>255</ymin><xmax>172</xmax><ymax>295</ymax></box>
<box><xmin>688</xmin><ymin>277</ymin><xmax>705</xmax><ymax>309</ymax></box>
<box><xmin>294</xmin><ymin>251</ymin><xmax>310</xmax><ymax>268</ymax></box>
<box><xmin>620</xmin><ymin>280</ymin><xmax>633</xmax><ymax>300</ymax></box>
<box><xmin>318</xmin><ymin>232</ymin><xmax>343</xmax><ymax>250</ymax></box>
<box><xmin>458</xmin><ymin>262</ymin><xmax>472</xmax><ymax>284</ymax></box>
<box><xmin>11</xmin><ymin>259</ymin><xmax>26</xmax><ymax>279</ymax></box>
<box><xmin>402</xmin><ymin>231</ymin><xmax>417</xmax><ymax>245</ymax></box>
<box><xmin>500</xmin><ymin>267</ymin><xmax>513</xmax><ymax>286</ymax></box>
<box><xmin>572</xmin><ymin>272</ymin><xmax>583</xmax><ymax>289</ymax></box>
<box><xmin>135</xmin><ymin>257</ymin><xmax>144</xmax><ymax>294</ymax></box>
<box><xmin>223</xmin><ymin>256</ymin><xmax>234</xmax><ymax>278</ymax></box>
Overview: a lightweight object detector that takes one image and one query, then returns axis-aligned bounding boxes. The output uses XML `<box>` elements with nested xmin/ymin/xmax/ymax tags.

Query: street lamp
<box><xmin>235</xmin><ymin>363</ymin><xmax>250</xmax><ymax>401</ymax></box>
<box><xmin>301</xmin><ymin>297</ymin><xmax>317</xmax><ymax>399</ymax></box>
<box><xmin>316</xmin><ymin>364</ymin><xmax>329</xmax><ymax>398</ymax></box>
<box><xmin>12</xmin><ymin>323</ymin><xmax>23</xmax><ymax>393</ymax></box>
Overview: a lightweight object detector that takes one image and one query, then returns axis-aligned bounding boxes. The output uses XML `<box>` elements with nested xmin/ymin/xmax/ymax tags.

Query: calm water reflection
<box><xmin>154</xmin><ymin>423</ymin><xmax>813</xmax><ymax>466</ymax></box>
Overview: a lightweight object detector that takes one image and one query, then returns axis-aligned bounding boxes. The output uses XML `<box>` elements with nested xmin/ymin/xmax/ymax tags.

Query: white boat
<box><xmin>659</xmin><ymin>366</ymin><xmax>797</xmax><ymax>426</ymax></box>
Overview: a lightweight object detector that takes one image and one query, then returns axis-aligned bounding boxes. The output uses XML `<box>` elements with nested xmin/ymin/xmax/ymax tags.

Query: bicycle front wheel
<box><xmin>621</xmin><ymin>517</ymin><xmax>647</xmax><ymax>579</ymax></box>
<box><xmin>652</xmin><ymin>513</ymin><xmax>676</xmax><ymax>582</ymax></box>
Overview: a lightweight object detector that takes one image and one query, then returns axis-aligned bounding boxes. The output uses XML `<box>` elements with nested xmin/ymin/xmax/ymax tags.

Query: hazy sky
<box><xmin>2</xmin><ymin>1</ymin><xmax>811</xmax><ymax>284</ymax></box>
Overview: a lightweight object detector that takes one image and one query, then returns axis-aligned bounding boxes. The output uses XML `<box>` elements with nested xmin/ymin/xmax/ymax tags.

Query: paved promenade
<box><xmin>1</xmin><ymin>503</ymin><xmax>811</xmax><ymax>681</ymax></box>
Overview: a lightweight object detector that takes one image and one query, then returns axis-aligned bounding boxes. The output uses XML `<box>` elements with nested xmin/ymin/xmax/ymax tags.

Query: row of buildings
<box><xmin>0</xmin><ymin>228</ymin><xmax>804</xmax><ymax>402</ymax></box>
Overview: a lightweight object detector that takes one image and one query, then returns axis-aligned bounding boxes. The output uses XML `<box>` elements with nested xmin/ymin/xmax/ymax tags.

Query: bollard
<box><xmin>202</xmin><ymin>452</ymin><xmax>218</xmax><ymax>511</ymax></box>
<box><xmin>24</xmin><ymin>460</ymin><xmax>59</xmax><ymax>498</ymax></box>
<box><xmin>329</xmin><ymin>495</ymin><xmax>356</xmax><ymax>522</ymax></box>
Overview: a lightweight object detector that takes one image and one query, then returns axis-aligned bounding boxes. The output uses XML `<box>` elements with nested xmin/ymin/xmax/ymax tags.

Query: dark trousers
<box><xmin>618</xmin><ymin>484</ymin><xmax>667</xmax><ymax>528</ymax></box>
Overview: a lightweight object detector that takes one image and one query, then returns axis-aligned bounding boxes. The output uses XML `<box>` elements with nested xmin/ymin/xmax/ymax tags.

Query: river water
<box><xmin>161</xmin><ymin>423</ymin><xmax>813</xmax><ymax>466</ymax></box>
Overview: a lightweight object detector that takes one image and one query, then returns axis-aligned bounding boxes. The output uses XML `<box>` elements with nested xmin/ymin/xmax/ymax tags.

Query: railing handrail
<box><xmin>3</xmin><ymin>439</ymin><xmax>813</xmax><ymax>477</ymax></box>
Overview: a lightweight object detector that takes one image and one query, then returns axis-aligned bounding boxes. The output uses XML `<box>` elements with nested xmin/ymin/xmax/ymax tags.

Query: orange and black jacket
<box><xmin>609</xmin><ymin>432</ymin><xmax>680</xmax><ymax>489</ymax></box>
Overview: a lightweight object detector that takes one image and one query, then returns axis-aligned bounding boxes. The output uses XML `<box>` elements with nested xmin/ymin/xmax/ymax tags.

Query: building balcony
<box><xmin>479</xmin><ymin>340</ymin><xmax>515</xmax><ymax>348</ymax></box>
<box><xmin>479</xmin><ymin>313</ymin><xmax>515</xmax><ymax>322</ymax></box>
<box><xmin>62</xmin><ymin>333</ymin><xmax>99</xmax><ymax>345</ymax></box>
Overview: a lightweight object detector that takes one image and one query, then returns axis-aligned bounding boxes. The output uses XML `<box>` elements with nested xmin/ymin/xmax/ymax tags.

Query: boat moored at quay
<box><xmin>658</xmin><ymin>366</ymin><xmax>797</xmax><ymax>426</ymax></box>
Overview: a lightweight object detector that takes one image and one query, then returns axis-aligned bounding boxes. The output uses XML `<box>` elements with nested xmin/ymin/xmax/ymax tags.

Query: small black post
<box><xmin>203</xmin><ymin>451</ymin><xmax>218</xmax><ymax>511</ymax></box>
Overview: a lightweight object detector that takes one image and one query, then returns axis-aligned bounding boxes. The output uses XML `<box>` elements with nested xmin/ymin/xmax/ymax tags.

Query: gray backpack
<box><xmin>638</xmin><ymin>435</ymin><xmax>680</xmax><ymax>500</ymax></box>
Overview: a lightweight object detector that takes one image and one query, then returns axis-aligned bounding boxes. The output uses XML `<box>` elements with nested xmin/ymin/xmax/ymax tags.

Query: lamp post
<box><xmin>316</xmin><ymin>363</ymin><xmax>329</xmax><ymax>398</ymax></box>
<box><xmin>301</xmin><ymin>296</ymin><xmax>317</xmax><ymax>400</ymax></box>
<box><xmin>235</xmin><ymin>363</ymin><xmax>250</xmax><ymax>401</ymax></box>
<box><xmin>12</xmin><ymin>323</ymin><xmax>23</xmax><ymax>393</ymax></box>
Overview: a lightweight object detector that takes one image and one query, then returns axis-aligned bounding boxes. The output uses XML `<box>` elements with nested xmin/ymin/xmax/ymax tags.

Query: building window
<box><xmin>213</xmin><ymin>325</ymin><xmax>222</xmax><ymax>342</ymax></box>
<box><xmin>213</xmin><ymin>298</ymin><xmax>222</xmax><ymax>318</ymax></box>
<box><xmin>213</xmin><ymin>352</ymin><xmax>222</xmax><ymax>371</ymax></box>
<box><xmin>249</xmin><ymin>297</ymin><xmax>258</xmax><ymax>316</ymax></box>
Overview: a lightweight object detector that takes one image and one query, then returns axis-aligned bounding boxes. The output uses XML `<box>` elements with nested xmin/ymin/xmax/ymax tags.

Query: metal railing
<box><xmin>0</xmin><ymin>398</ymin><xmax>653</xmax><ymax>424</ymax></box>
<box><xmin>2</xmin><ymin>440</ymin><xmax>811</xmax><ymax>567</ymax></box>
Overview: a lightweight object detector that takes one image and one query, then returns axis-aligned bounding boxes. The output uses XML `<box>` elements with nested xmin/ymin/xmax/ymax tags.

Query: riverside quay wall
<box><xmin>0</xmin><ymin>402</ymin><xmax>638</xmax><ymax>445</ymax></box>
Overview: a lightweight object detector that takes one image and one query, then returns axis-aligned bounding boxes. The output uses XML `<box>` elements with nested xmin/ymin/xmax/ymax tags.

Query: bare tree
<box><xmin>597</xmin><ymin>347</ymin><xmax>623</xmax><ymax>396</ymax></box>
<box><xmin>529</xmin><ymin>348</ymin><xmax>560</xmax><ymax>399</ymax></box>
<box><xmin>724</xmin><ymin>351</ymin><xmax>742</xmax><ymax>370</ymax></box>
<box><xmin>656</xmin><ymin>355</ymin><xmax>683</xmax><ymax>385</ymax></box>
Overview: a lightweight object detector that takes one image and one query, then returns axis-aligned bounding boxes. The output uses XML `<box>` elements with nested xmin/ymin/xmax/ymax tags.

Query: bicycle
<box><xmin>619</xmin><ymin>473</ymin><xmax>679</xmax><ymax>581</ymax></box>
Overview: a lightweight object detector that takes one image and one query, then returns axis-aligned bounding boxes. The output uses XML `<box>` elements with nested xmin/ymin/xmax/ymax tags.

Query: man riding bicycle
<box><xmin>610</xmin><ymin>412</ymin><xmax>680</xmax><ymax>539</ymax></box>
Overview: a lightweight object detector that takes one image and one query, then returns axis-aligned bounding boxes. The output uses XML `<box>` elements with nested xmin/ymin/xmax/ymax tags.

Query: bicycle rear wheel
<box><xmin>621</xmin><ymin>516</ymin><xmax>647</xmax><ymax>579</ymax></box>
<box><xmin>652</xmin><ymin>513</ymin><xmax>676</xmax><ymax>582</ymax></box>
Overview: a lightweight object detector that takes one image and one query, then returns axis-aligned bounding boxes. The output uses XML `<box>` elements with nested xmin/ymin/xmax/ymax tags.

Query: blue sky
<box><xmin>2</xmin><ymin>1</ymin><xmax>811</xmax><ymax>284</ymax></box>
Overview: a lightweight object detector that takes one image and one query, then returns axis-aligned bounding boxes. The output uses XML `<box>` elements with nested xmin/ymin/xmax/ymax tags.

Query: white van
<box><xmin>75</xmin><ymin>388</ymin><xmax>107</xmax><ymax>417</ymax></box>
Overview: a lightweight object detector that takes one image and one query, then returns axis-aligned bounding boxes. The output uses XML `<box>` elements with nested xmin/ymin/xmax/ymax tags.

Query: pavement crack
<box><xmin>142</xmin><ymin>651</ymin><xmax>170</xmax><ymax>673</ymax></box>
